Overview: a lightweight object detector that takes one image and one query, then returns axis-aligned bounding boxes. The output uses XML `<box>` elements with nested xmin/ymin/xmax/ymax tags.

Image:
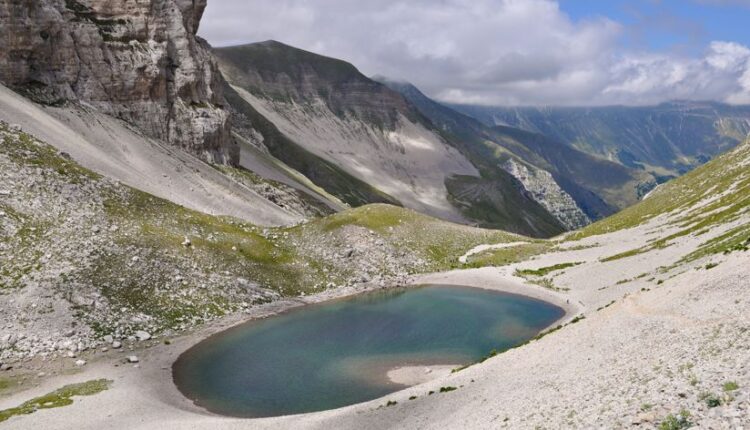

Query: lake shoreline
<box><xmin>170</xmin><ymin>274</ymin><xmax>575</xmax><ymax>418</ymax></box>
<box><xmin>0</xmin><ymin>266</ymin><xmax>581</xmax><ymax>425</ymax></box>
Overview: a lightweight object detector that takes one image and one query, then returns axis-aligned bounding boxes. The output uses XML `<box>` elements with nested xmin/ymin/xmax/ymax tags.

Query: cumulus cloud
<box><xmin>199</xmin><ymin>0</ymin><xmax>750</xmax><ymax>106</ymax></box>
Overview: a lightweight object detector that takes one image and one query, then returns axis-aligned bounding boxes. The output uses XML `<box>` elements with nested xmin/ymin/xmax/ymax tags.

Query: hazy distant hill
<box><xmin>450</xmin><ymin>102</ymin><xmax>750</xmax><ymax>178</ymax></box>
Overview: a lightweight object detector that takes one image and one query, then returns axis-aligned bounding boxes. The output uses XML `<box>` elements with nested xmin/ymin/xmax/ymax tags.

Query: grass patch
<box><xmin>439</xmin><ymin>386</ymin><xmax>457</xmax><ymax>393</ymax></box>
<box><xmin>2</xmin><ymin>130</ymin><xmax>100</xmax><ymax>183</ymax></box>
<box><xmin>515</xmin><ymin>262</ymin><xmax>582</xmax><ymax>277</ymax></box>
<box><xmin>301</xmin><ymin>204</ymin><xmax>523</xmax><ymax>270</ymax></box>
<box><xmin>659</xmin><ymin>409</ymin><xmax>692</xmax><ymax>430</ymax></box>
<box><xmin>600</xmin><ymin>248</ymin><xmax>645</xmax><ymax>262</ymax></box>
<box><xmin>467</xmin><ymin>242</ymin><xmax>551</xmax><ymax>268</ymax></box>
<box><xmin>699</xmin><ymin>392</ymin><xmax>722</xmax><ymax>408</ymax></box>
<box><xmin>723</xmin><ymin>381</ymin><xmax>739</xmax><ymax>392</ymax></box>
<box><xmin>0</xmin><ymin>379</ymin><xmax>111</xmax><ymax>423</ymax></box>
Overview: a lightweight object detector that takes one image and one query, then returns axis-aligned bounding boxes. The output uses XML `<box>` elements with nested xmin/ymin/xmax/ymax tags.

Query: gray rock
<box><xmin>135</xmin><ymin>331</ymin><xmax>151</xmax><ymax>341</ymax></box>
<box><xmin>0</xmin><ymin>0</ymin><xmax>236</xmax><ymax>164</ymax></box>
<box><xmin>75</xmin><ymin>359</ymin><xmax>86</xmax><ymax>367</ymax></box>
<box><xmin>127</xmin><ymin>355</ymin><xmax>139</xmax><ymax>363</ymax></box>
<box><xmin>103</xmin><ymin>335</ymin><xmax>114</xmax><ymax>344</ymax></box>
<box><xmin>112</xmin><ymin>341</ymin><xmax>122</xmax><ymax>349</ymax></box>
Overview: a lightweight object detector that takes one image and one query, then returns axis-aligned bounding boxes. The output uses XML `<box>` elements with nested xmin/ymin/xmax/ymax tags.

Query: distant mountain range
<box><xmin>450</xmin><ymin>102</ymin><xmax>750</xmax><ymax>178</ymax></box>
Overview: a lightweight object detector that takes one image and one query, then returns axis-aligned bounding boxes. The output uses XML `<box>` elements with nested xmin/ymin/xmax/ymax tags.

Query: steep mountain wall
<box><xmin>0</xmin><ymin>0</ymin><xmax>236</xmax><ymax>164</ymax></box>
<box><xmin>216</xmin><ymin>42</ymin><xmax>484</xmax><ymax>225</ymax></box>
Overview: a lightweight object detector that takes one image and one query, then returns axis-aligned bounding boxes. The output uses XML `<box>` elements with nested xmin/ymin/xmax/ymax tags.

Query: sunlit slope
<box><xmin>570</xmin><ymin>139</ymin><xmax>750</xmax><ymax>263</ymax></box>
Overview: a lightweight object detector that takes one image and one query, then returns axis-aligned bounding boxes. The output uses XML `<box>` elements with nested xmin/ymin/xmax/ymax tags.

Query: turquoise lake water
<box><xmin>173</xmin><ymin>285</ymin><xmax>564</xmax><ymax>418</ymax></box>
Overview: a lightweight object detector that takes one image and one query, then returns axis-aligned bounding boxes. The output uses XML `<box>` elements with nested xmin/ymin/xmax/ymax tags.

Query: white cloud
<box><xmin>200</xmin><ymin>0</ymin><xmax>750</xmax><ymax>106</ymax></box>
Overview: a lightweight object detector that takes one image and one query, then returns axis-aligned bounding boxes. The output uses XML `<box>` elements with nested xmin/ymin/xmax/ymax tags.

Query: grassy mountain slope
<box><xmin>568</xmin><ymin>138</ymin><xmax>750</xmax><ymax>264</ymax></box>
<box><xmin>452</xmin><ymin>102</ymin><xmax>750</xmax><ymax>177</ymax></box>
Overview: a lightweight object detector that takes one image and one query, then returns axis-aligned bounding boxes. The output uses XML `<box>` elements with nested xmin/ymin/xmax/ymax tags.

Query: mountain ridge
<box><xmin>215</xmin><ymin>40</ymin><xmax>567</xmax><ymax>237</ymax></box>
<box><xmin>451</xmin><ymin>101</ymin><xmax>750</xmax><ymax>176</ymax></box>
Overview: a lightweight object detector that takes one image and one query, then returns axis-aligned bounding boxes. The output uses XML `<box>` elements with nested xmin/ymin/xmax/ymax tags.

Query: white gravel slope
<box><xmin>0</xmin><ymin>84</ymin><xmax>300</xmax><ymax>226</ymax></box>
<box><xmin>232</xmin><ymin>86</ymin><xmax>478</xmax><ymax>223</ymax></box>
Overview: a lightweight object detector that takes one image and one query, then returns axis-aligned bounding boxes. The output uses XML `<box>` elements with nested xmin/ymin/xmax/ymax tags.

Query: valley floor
<box><xmin>1</xmin><ymin>211</ymin><xmax>748</xmax><ymax>429</ymax></box>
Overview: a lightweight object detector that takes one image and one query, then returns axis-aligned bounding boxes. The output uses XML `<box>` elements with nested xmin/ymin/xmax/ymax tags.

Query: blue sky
<box><xmin>201</xmin><ymin>0</ymin><xmax>750</xmax><ymax>106</ymax></box>
<box><xmin>562</xmin><ymin>0</ymin><xmax>750</xmax><ymax>52</ymax></box>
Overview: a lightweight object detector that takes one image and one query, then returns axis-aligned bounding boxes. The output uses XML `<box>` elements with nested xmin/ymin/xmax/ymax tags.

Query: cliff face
<box><xmin>501</xmin><ymin>158</ymin><xmax>591</xmax><ymax>230</ymax></box>
<box><xmin>0</xmin><ymin>0</ymin><xmax>237</xmax><ymax>164</ymax></box>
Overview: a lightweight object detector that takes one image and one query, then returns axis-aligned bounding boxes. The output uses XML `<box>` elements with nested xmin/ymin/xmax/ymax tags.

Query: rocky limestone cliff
<box><xmin>502</xmin><ymin>158</ymin><xmax>591</xmax><ymax>230</ymax></box>
<box><xmin>0</xmin><ymin>0</ymin><xmax>236</xmax><ymax>164</ymax></box>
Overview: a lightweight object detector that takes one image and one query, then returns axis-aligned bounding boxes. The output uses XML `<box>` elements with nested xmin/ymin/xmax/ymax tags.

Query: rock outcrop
<box><xmin>0</xmin><ymin>0</ymin><xmax>236</xmax><ymax>164</ymax></box>
<box><xmin>501</xmin><ymin>158</ymin><xmax>591</xmax><ymax>230</ymax></box>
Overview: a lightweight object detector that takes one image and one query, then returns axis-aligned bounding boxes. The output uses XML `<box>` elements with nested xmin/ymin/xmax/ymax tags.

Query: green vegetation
<box><xmin>659</xmin><ymin>409</ymin><xmax>692</xmax><ymax>430</ymax></box>
<box><xmin>439</xmin><ymin>386</ymin><xmax>457</xmax><ymax>393</ymax></box>
<box><xmin>566</xmin><ymin>140</ymin><xmax>750</xmax><ymax>269</ymax></box>
<box><xmin>570</xmin><ymin>141</ymin><xmax>750</xmax><ymax>242</ymax></box>
<box><xmin>3</xmin><ymin>129</ymin><xmax>99</xmax><ymax>183</ymax></box>
<box><xmin>0</xmin><ymin>128</ymin><xmax>81</xmax><ymax>290</ymax></box>
<box><xmin>385</xmin><ymin>400</ymin><xmax>398</xmax><ymax>407</ymax></box>
<box><xmin>0</xmin><ymin>379</ymin><xmax>111</xmax><ymax>423</ymax></box>
<box><xmin>600</xmin><ymin>248</ymin><xmax>645</xmax><ymax>262</ymax></box>
<box><xmin>301</xmin><ymin>204</ymin><xmax>521</xmax><ymax>270</ymax></box>
<box><xmin>529</xmin><ymin>277</ymin><xmax>559</xmax><ymax>291</ymax></box>
<box><xmin>515</xmin><ymin>262</ymin><xmax>582</xmax><ymax>277</ymax></box>
<box><xmin>723</xmin><ymin>381</ymin><xmax>739</xmax><ymax>392</ymax></box>
<box><xmin>465</xmin><ymin>242</ymin><xmax>551</xmax><ymax>268</ymax></box>
<box><xmin>699</xmin><ymin>392</ymin><xmax>722</xmax><ymax>408</ymax></box>
<box><xmin>0</xmin><ymin>377</ymin><xmax>12</xmax><ymax>391</ymax></box>
<box><xmin>445</xmin><ymin>174</ymin><xmax>565</xmax><ymax>238</ymax></box>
